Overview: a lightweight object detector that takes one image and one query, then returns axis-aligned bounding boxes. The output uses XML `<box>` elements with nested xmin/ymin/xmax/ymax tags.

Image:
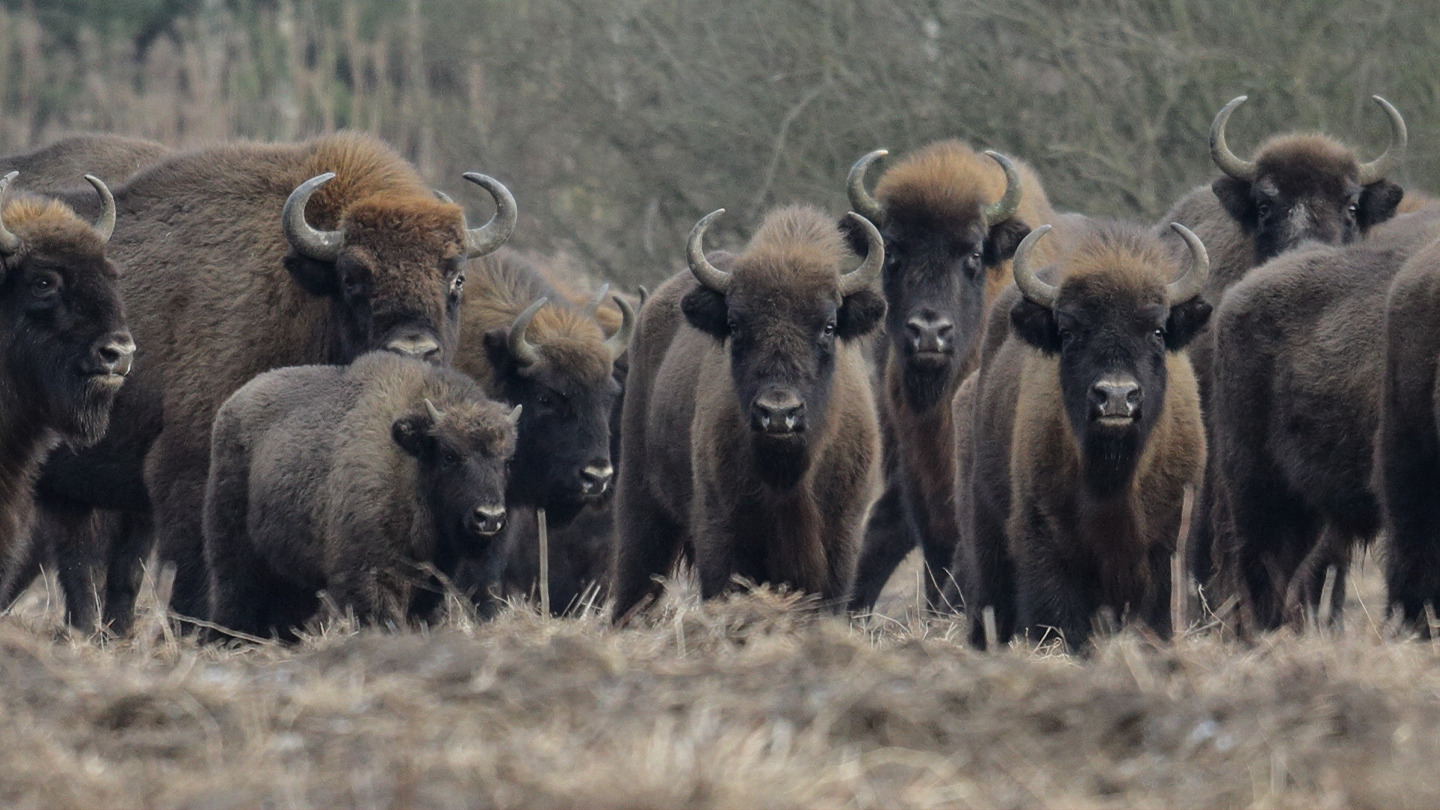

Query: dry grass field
<box><xmin>3</xmin><ymin>552</ymin><xmax>1439</xmax><ymax>809</ymax></box>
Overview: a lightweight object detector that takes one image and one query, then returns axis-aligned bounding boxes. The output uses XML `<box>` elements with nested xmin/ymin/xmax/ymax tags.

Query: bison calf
<box><xmin>203</xmin><ymin>351</ymin><xmax>519</xmax><ymax>639</ymax></box>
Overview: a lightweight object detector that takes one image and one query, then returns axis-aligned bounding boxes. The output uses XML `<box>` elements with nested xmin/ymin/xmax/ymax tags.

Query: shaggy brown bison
<box><xmin>203</xmin><ymin>351</ymin><xmax>520</xmax><ymax>639</ymax></box>
<box><xmin>1214</xmin><ymin>207</ymin><xmax>1440</xmax><ymax>630</ymax></box>
<box><xmin>612</xmin><ymin>205</ymin><xmax>887</xmax><ymax>619</ymax></box>
<box><xmin>0</xmin><ymin>173</ymin><xmax>133</xmax><ymax>622</ymax></box>
<box><xmin>843</xmin><ymin>141</ymin><xmax>1057</xmax><ymax>613</ymax></box>
<box><xmin>960</xmin><ymin>219</ymin><xmax>1211</xmax><ymax>648</ymax></box>
<box><xmin>30</xmin><ymin>132</ymin><xmax>516</xmax><ymax>623</ymax></box>
<box><xmin>0</xmin><ymin>134</ymin><xmax>170</xmax><ymax>194</ymax></box>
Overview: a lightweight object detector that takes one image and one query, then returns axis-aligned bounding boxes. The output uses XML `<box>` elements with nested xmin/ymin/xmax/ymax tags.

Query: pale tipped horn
<box><xmin>1166</xmin><ymin>222</ymin><xmax>1210</xmax><ymax>304</ymax></box>
<box><xmin>838</xmin><ymin>211</ymin><xmax>885</xmax><ymax>296</ymax></box>
<box><xmin>0</xmin><ymin>171</ymin><xmax>19</xmax><ymax>255</ymax></box>
<box><xmin>980</xmin><ymin>151</ymin><xmax>1023</xmax><ymax>228</ymax></box>
<box><xmin>636</xmin><ymin>285</ymin><xmax>650</xmax><ymax>307</ymax></box>
<box><xmin>83</xmin><ymin>174</ymin><xmax>115</xmax><ymax>244</ymax></box>
<box><xmin>1011</xmin><ymin>224</ymin><xmax>1058</xmax><ymax>308</ymax></box>
<box><xmin>508</xmin><ymin>297</ymin><xmax>546</xmax><ymax>368</ymax></box>
<box><xmin>433</xmin><ymin>189</ymin><xmax>455</xmax><ymax>204</ymax></box>
<box><xmin>283</xmin><ymin>172</ymin><xmax>343</xmax><ymax>262</ymax></box>
<box><xmin>423</xmin><ymin>398</ymin><xmax>444</xmax><ymax>423</ymax></box>
<box><xmin>604</xmin><ymin>295</ymin><xmax>635</xmax><ymax>361</ymax></box>
<box><xmin>1357</xmin><ymin>95</ymin><xmax>1407</xmax><ymax>185</ymax></box>
<box><xmin>686</xmin><ymin>209</ymin><xmax>731</xmax><ymax>294</ymax></box>
<box><xmin>846</xmin><ymin>149</ymin><xmax>888</xmax><ymax>223</ymax></box>
<box><xmin>460</xmin><ymin>172</ymin><xmax>517</xmax><ymax>258</ymax></box>
<box><xmin>507</xmin><ymin>403</ymin><xmax>523</xmax><ymax>426</ymax></box>
<box><xmin>1209</xmin><ymin>96</ymin><xmax>1258</xmax><ymax>182</ymax></box>
<box><xmin>582</xmin><ymin>282</ymin><xmax>611</xmax><ymax>317</ymax></box>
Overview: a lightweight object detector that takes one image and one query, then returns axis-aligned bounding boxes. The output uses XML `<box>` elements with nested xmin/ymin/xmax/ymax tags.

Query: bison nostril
<box><xmin>1091</xmin><ymin>378</ymin><xmax>1141</xmax><ymax>419</ymax></box>
<box><xmin>580</xmin><ymin>462</ymin><xmax>614</xmax><ymax>495</ymax></box>
<box><xmin>752</xmin><ymin>392</ymin><xmax>806</xmax><ymax>434</ymax></box>
<box><xmin>95</xmin><ymin>332</ymin><xmax>136</xmax><ymax>376</ymax></box>
<box><xmin>473</xmin><ymin>505</ymin><xmax>506</xmax><ymax>534</ymax></box>
<box><xmin>906</xmin><ymin>315</ymin><xmax>954</xmax><ymax>354</ymax></box>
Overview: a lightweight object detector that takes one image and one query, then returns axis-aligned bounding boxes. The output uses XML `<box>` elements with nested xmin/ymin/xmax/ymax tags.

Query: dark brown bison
<box><xmin>1213</xmin><ymin>207</ymin><xmax>1440</xmax><ymax>630</ymax></box>
<box><xmin>960</xmin><ymin>219</ymin><xmax>1211</xmax><ymax>648</ymax></box>
<box><xmin>612</xmin><ymin>205</ymin><xmax>887</xmax><ymax>618</ymax></box>
<box><xmin>0</xmin><ymin>134</ymin><xmax>170</xmax><ymax>195</ymax></box>
<box><xmin>29</xmin><ymin>132</ymin><xmax>516</xmax><ymax>624</ymax></box>
<box><xmin>204</xmin><ymin>351</ymin><xmax>520</xmax><ymax>639</ymax></box>
<box><xmin>843</xmin><ymin>141</ymin><xmax>1057</xmax><ymax>612</ymax></box>
<box><xmin>0</xmin><ymin>173</ymin><xmax>133</xmax><ymax>621</ymax></box>
<box><xmin>1161</xmin><ymin>95</ymin><xmax>1408</xmax><ymax>591</ymax></box>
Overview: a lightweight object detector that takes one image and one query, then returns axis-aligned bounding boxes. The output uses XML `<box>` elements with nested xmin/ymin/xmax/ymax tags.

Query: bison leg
<box><xmin>0</xmin><ymin>511</ymin><xmax>46</xmax><ymax>613</ymax></box>
<box><xmin>848</xmin><ymin>481</ymin><xmax>916</xmax><ymax>612</ymax></box>
<box><xmin>612</xmin><ymin>479</ymin><xmax>684</xmax><ymax>620</ymax></box>
<box><xmin>146</xmin><ymin>430</ymin><xmax>212</xmax><ymax>624</ymax></box>
<box><xmin>46</xmin><ymin>504</ymin><xmax>106</xmax><ymax>633</ymax></box>
<box><xmin>1014</xmin><ymin>551</ymin><xmax>1095</xmax><ymax>650</ymax></box>
<box><xmin>101</xmin><ymin>511</ymin><xmax>154</xmax><ymax>636</ymax></box>
<box><xmin>964</xmin><ymin>491</ymin><xmax>1017</xmax><ymax>649</ymax></box>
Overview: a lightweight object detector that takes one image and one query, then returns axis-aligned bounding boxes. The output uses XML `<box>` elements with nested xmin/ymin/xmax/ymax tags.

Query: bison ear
<box><xmin>1359</xmin><ymin>180</ymin><xmax>1404</xmax><ymax>229</ymax></box>
<box><xmin>391</xmin><ymin>411</ymin><xmax>434</xmax><ymax>458</ymax></box>
<box><xmin>838</xmin><ymin>214</ymin><xmax>880</xmax><ymax>257</ymax></box>
<box><xmin>1010</xmin><ymin>299</ymin><xmax>1060</xmax><ymax>353</ymax></box>
<box><xmin>1163</xmin><ymin>296</ymin><xmax>1212</xmax><ymax>351</ymax></box>
<box><xmin>681</xmin><ymin>286</ymin><xmax>729</xmax><ymax>340</ymax></box>
<box><xmin>837</xmin><ymin>289</ymin><xmax>886</xmax><ymax>339</ymax></box>
<box><xmin>284</xmin><ymin>254</ymin><xmax>339</xmax><ymax>297</ymax></box>
<box><xmin>983</xmin><ymin>218</ymin><xmax>1031</xmax><ymax>266</ymax></box>
<box><xmin>1211</xmin><ymin>176</ymin><xmax>1256</xmax><ymax>228</ymax></box>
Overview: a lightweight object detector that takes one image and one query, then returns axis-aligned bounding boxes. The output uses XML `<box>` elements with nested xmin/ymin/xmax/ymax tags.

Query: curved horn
<box><xmin>604</xmin><ymin>294</ymin><xmax>635</xmax><ymax>361</ymax></box>
<box><xmin>980</xmin><ymin>150</ymin><xmax>1023</xmax><ymax>228</ymax></box>
<box><xmin>1166</xmin><ymin>222</ymin><xmax>1210</xmax><ymax>304</ymax></box>
<box><xmin>636</xmin><ymin>284</ymin><xmax>650</xmax><ymax>307</ymax></box>
<box><xmin>83</xmin><ymin>174</ymin><xmax>115</xmax><ymax>245</ymax></box>
<box><xmin>582</xmin><ymin>282</ymin><xmax>611</xmax><ymax>317</ymax></box>
<box><xmin>460</xmin><ymin>172</ymin><xmax>517</xmax><ymax>258</ymax></box>
<box><xmin>838</xmin><ymin>212</ymin><xmax>885</xmax><ymax>296</ymax></box>
<box><xmin>1011</xmin><ymin>224</ymin><xmax>1058</xmax><ymax>309</ymax></box>
<box><xmin>1357</xmin><ymin>95</ymin><xmax>1407</xmax><ymax>185</ymax></box>
<box><xmin>686</xmin><ymin>209</ymin><xmax>731</xmax><ymax>293</ymax></box>
<box><xmin>283</xmin><ymin>172</ymin><xmax>343</xmax><ymax>262</ymax></box>
<box><xmin>846</xmin><ymin>149</ymin><xmax>888</xmax><ymax>223</ymax></box>
<box><xmin>423</xmin><ymin>398</ymin><xmax>444</xmax><ymax>423</ymax></box>
<box><xmin>0</xmin><ymin>171</ymin><xmax>19</xmax><ymax>256</ymax></box>
<box><xmin>1209</xmin><ymin>95</ymin><xmax>1258</xmax><ymax>182</ymax></box>
<box><xmin>433</xmin><ymin>189</ymin><xmax>455</xmax><ymax>204</ymax></box>
<box><xmin>508</xmin><ymin>297</ymin><xmax>546</xmax><ymax>368</ymax></box>
<box><xmin>507</xmin><ymin>403</ymin><xmax>523</xmax><ymax>426</ymax></box>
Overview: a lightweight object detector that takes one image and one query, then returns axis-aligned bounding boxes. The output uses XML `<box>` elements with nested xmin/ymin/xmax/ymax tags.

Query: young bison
<box><xmin>961</xmin><ymin>219</ymin><xmax>1211</xmax><ymax>648</ymax></box>
<box><xmin>612</xmin><ymin>205</ymin><xmax>887</xmax><ymax>619</ymax></box>
<box><xmin>203</xmin><ymin>351</ymin><xmax>519</xmax><ymax>640</ymax></box>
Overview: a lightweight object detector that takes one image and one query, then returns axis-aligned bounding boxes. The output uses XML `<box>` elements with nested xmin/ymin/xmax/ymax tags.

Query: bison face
<box><xmin>392</xmin><ymin>398</ymin><xmax>520</xmax><ymax>550</ymax></box>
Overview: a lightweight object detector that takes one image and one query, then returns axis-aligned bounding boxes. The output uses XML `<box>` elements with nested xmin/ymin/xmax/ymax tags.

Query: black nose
<box><xmin>95</xmin><ymin>331</ymin><xmax>136</xmax><ymax>377</ymax></box>
<box><xmin>579</xmin><ymin>461</ymin><xmax>613</xmax><ymax>496</ymax></box>
<box><xmin>751</xmin><ymin>390</ymin><xmax>806</xmax><ymax>434</ymax></box>
<box><xmin>385</xmin><ymin>332</ymin><xmax>442</xmax><ymax>362</ymax></box>
<box><xmin>905</xmin><ymin>312</ymin><xmax>954</xmax><ymax>355</ymax></box>
<box><xmin>1090</xmin><ymin>378</ymin><xmax>1142</xmax><ymax>420</ymax></box>
<box><xmin>471</xmin><ymin>505</ymin><xmax>506</xmax><ymax>535</ymax></box>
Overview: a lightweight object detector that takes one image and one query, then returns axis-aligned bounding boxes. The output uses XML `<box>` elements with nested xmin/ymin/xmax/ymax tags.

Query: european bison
<box><xmin>842</xmin><ymin>141</ymin><xmax>1056</xmax><ymax>612</ymax></box>
<box><xmin>1213</xmin><ymin>207</ymin><xmax>1440</xmax><ymax>630</ymax></box>
<box><xmin>960</xmin><ymin>219</ymin><xmax>1211</xmax><ymax>648</ymax></box>
<box><xmin>203</xmin><ymin>351</ymin><xmax>520</xmax><ymax>639</ymax></box>
<box><xmin>612</xmin><ymin>205</ymin><xmax>886</xmax><ymax>618</ymax></box>
<box><xmin>0</xmin><ymin>134</ymin><xmax>170</xmax><ymax>195</ymax></box>
<box><xmin>33</xmin><ymin>132</ymin><xmax>517</xmax><ymax>623</ymax></box>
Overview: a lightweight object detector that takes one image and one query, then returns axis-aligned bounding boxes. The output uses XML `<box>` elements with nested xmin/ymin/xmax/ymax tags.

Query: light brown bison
<box><xmin>0</xmin><ymin>134</ymin><xmax>170</xmax><ymax>195</ymax></box>
<box><xmin>612</xmin><ymin>205</ymin><xmax>887</xmax><ymax>618</ymax></box>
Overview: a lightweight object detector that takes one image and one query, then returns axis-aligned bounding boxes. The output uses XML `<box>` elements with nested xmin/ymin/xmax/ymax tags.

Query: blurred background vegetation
<box><xmin>2</xmin><ymin>0</ymin><xmax>1436</xmax><ymax>284</ymax></box>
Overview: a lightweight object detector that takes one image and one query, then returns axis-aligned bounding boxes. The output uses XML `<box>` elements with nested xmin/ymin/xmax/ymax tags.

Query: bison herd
<box><xmin>1</xmin><ymin>93</ymin><xmax>1439</xmax><ymax>650</ymax></box>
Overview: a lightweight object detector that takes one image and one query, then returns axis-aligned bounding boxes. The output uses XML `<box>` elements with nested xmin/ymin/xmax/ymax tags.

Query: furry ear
<box><xmin>1010</xmin><ymin>299</ymin><xmax>1060</xmax><ymax>353</ymax></box>
<box><xmin>1359</xmin><ymin>180</ymin><xmax>1404</xmax><ymax>230</ymax></box>
<box><xmin>1211</xmin><ymin>176</ymin><xmax>1256</xmax><ymax>227</ymax></box>
<box><xmin>391</xmin><ymin>411</ymin><xmax>434</xmax><ymax>458</ymax></box>
<box><xmin>284</xmin><ymin>254</ymin><xmax>339</xmax><ymax>297</ymax></box>
<box><xmin>838</xmin><ymin>213</ymin><xmax>881</xmax><ymax>257</ymax></box>
<box><xmin>681</xmin><ymin>286</ymin><xmax>730</xmax><ymax>340</ymax></box>
<box><xmin>1164</xmin><ymin>296</ymin><xmax>1213</xmax><ymax>350</ymax></box>
<box><xmin>837</xmin><ymin>289</ymin><xmax>886</xmax><ymax>339</ymax></box>
<box><xmin>983</xmin><ymin>218</ymin><xmax>1032</xmax><ymax>266</ymax></box>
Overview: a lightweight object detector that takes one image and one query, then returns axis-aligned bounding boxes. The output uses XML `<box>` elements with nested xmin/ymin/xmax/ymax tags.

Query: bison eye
<box><xmin>31</xmin><ymin>276</ymin><xmax>58</xmax><ymax>298</ymax></box>
<box><xmin>1256</xmin><ymin>201</ymin><xmax>1273</xmax><ymax>218</ymax></box>
<box><xmin>441</xmin><ymin>450</ymin><xmax>462</xmax><ymax>467</ymax></box>
<box><xmin>1153</xmin><ymin>327</ymin><xmax>1165</xmax><ymax>341</ymax></box>
<box><xmin>452</xmin><ymin>274</ymin><xmax>465</xmax><ymax>293</ymax></box>
<box><xmin>1347</xmin><ymin>203</ymin><xmax>1359</xmax><ymax>218</ymax></box>
<box><xmin>726</xmin><ymin>319</ymin><xmax>739</xmax><ymax>334</ymax></box>
<box><xmin>536</xmin><ymin>392</ymin><xmax>553</xmax><ymax>408</ymax></box>
<box><xmin>823</xmin><ymin>320</ymin><xmax>836</xmax><ymax>337</ymax></box>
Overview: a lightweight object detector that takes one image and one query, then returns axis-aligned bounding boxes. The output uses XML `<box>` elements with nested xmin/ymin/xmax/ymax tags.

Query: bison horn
<box><xmin>1209</xmin><ymin>96</ymin><xmax>1258</xmax><ymax>182</ymax></box>
<box><xmin>283</xmin><ymin>172</ymin><xmax>344</xmax><ymax>262</ymax></box>
<box><xmin>0</xmin><ymin>171</ymin><xmax>20</xmax><ymax>256</ymax></box>
<box><xmin>433</xmin><ymin>189</ymin><xmax>455</xmax><ymax>204</ymax></box>
<box><xmin>1357</xmin><ymin>95</ymin><xmax>1407</xmax><ymax>186</ymax></box>
<box><xmin>507</xmin><ymin>403</ymin><xmax>523</xmax><ymax>426</ymax></box>
<box><xmin>838</xmin><ymin>212</ymin><xmax>885</xmax><ymax>296</ymax></box>
<box><xmin>980</xmin><ymin>151</ymin><xmax>1023</xmax><ymax>228</ymax></box>
<box><xmin>460</xmin><ymin>172</ymin><xmax>517</xmax><ymax>258</ymax></box>
<box><xmin>687</xmin><ymin>209</ymin><xmax>732</xmax><ymax>294</ymax></box>
<box><xmin>846</xmin><ymin>149</ymin><xmax>888</xmax><ymax>224</ymax></box>
<box><xmin>604</xmin><ymin>294</ymin><xmax>635</xmax><ymax>361</ymax></box>
<box><xmin>423</xmin><ymin>398</ymin><xmax>444</xmax><ymax>423</ymax></box>
<box><xmin>84</xmin><ymin>175</ymin><xmax>116</xmax><ymax>245</ymax></box>
<box><xmin>637</xmin><ymin>285</ymin><xmax>649</xmax><ymax>307</ymax></box>
<box><xmin>508</xmin><ymin>296</ymin><xmax>547</xmax><ymax>369</ymax></box>
<box><xmin>1012</xmin><ymin>223</ymin><xmax>1058</xmax><ymax>309</ymax></box>
<box><xmin>582</xmin><ymin>282</ymin><xmax>611</xmax><ymax>317</ymax></box>
<box><xmin>1166</xmin><ymin>222</ymin><xmax>1210</xmax><ymax>304</ymax></box>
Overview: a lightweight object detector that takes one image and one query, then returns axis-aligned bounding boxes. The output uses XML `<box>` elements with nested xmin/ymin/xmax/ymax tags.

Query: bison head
<box><xmin>392</xmin><ymin>396</ymin><xmax>521</xmax><ymax>549</ymax></box>
<box><xmin>1209</xmin><ymin>95</ymin><xmax>1405</xmax><ymax>262</ymax></box>
<box><xmin>847</xmin><ymin>145</ymin><xmax>1029</xmax><ymax>410</ymax></box>
<box><xmin>283</xmin><ymin>171</ymin><xmax>516</xmax><ymax>366</ymax></box>
<box><xmin>0</xmin><ymin>173</ymin><xmax>133</xmax><ymax>446</ymax></box>
<box><xmin>1009</xmin><ymin>222</ymin><xmax>1211</xmax><ymax>497</ymax></box>
<box><xmin>681</xmin><ymin>206</ymin><xmax>886</xmax><ymax>489</ymax></box>
<box><xmin>481</xmin><ymin>290</ymin><xmax>632</xmax><ymax>524</ymax></box>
